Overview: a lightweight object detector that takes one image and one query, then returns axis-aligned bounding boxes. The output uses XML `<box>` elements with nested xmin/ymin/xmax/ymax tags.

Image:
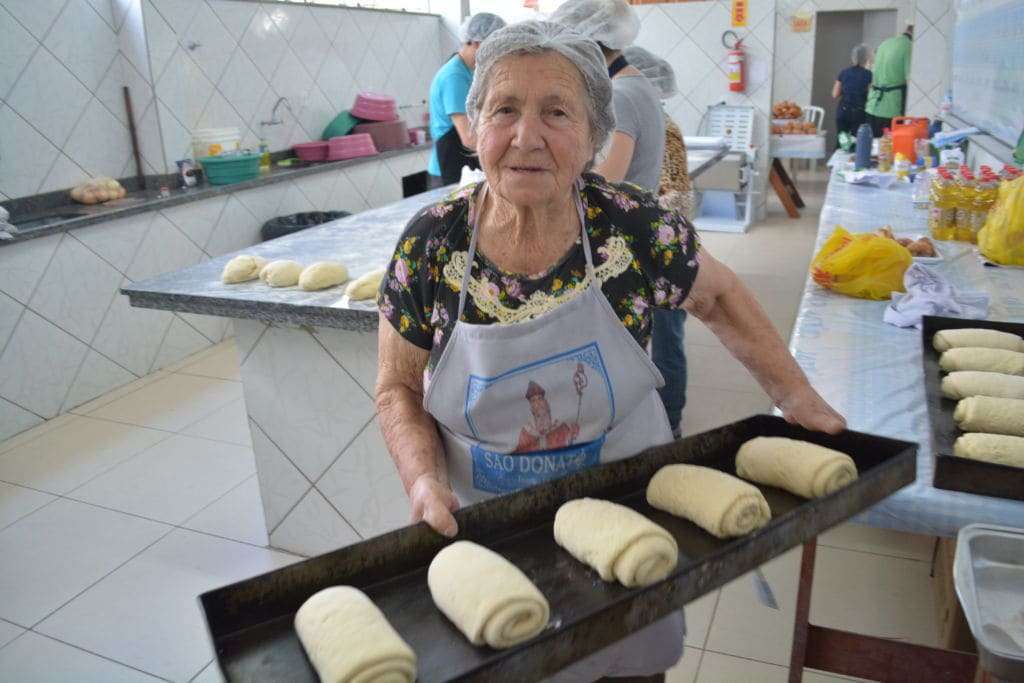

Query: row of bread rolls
<box><xmin>294</xmin><ymin>436</ymin><xmax>859</xmax><ymax>682</ymax></box>
<box><xmin>220</xmin><ymin>254</ymin><xmax>384</xmax><ymax>299</ymax></box>
<box><xmin>934</xmin><ymin>327</ymin><xmax>1024</xmax><ymax>468</ymax></box>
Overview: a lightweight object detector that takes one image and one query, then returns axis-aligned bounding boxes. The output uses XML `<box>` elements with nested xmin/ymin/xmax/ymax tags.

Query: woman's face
<box><xmin>475</xmin><ymin>52</ymin><xmax>594</xmax><ymax>208</ymax></box>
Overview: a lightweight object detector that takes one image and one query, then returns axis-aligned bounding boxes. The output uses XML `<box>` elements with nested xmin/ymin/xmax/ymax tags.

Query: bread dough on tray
<box><xmin>953</xmin><ymin>396</ymin><xmax>1024</xmax><ymax>437</ymax></box>
<box><xmin>933</xmin><ymin>328</ymin><xmax>1024</xmax><ymax>353</ymax></box>
<box><xmin>646</xmin><ymin>464</ymin><xmax>771</xmax><ymax>538</ymax></box>
<box><xmin>259</xmin><ymin>259</ymin><xmax>304</xmax><ymax>287</ymax></box>
<box><xmin>939</xmin><ymin>347</ymin><xmax>1024</xmax><ymax>376</ymax></box>
<box><xmin>221</xmin><ymin>254</ymin><xmax>267</xmax><ymax>283</ymax></box>
<box><xmin>427</xmin><ymin>540</ymin><xmax>549</xmax><ymax>649</ymax></box>
<box><xmin>345</xmin><ymin>268</ymin><xmax>386</xmax><ymax>300</ymax></box>
<box><xmin>294</xmin><ymin>585</ymin><xmax>416</xmax><ymax>683</ymax></box>
<box><xmin>554</xmin><ymin>497</ymin><xmax>678</xmax><ymax>588</ymax></box>
<box><xmin>735</xmin><ymin>436</ymin><xmax>858</xmax><ymax>499</ymax></box>
<box><xmin>953</xmin><ymin>433</ymin><xmax>1024</xmax><ymax>469</ymax></box>
<box><xmin>299</xmin><ymin>261</ymin><xmax>349</xmax><ymax>291</ymax></box>
<box><xmin>941</xmin><ymin>371</ymin><xmax>1024</xmax><ymax>400</ymax></box>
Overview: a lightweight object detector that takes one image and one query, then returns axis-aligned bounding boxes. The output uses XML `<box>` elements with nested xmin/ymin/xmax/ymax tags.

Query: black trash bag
<box><xmin>261</xmin><ymin>211</ymin><xmax>350</xmax><ymax>241</ymax></box>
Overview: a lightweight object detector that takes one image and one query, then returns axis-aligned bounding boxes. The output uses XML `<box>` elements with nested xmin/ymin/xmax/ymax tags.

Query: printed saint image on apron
<box><xmin>464</xmin><ymin>343</ymin><xmax>614</xmax><ymax>493</ymax></box>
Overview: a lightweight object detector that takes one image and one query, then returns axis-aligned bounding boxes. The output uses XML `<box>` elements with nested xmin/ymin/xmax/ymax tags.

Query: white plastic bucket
<box><xmin>192</xmin><ymin>127</ymin><xmax>241</xmax><ymax>160</ymax></box>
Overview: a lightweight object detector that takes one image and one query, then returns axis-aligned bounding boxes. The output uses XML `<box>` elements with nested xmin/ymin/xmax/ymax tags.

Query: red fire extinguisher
<box><xmin>723</xmin><ymin>30</ymin><xmax>745</xmax><ymax>93</ymax></box>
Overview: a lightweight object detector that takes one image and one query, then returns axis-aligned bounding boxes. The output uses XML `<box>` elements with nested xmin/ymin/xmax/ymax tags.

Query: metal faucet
<box><xmin>259</xmin><ymin>97</ymin><xmax>294</xmax><ymax>128</ymax></box>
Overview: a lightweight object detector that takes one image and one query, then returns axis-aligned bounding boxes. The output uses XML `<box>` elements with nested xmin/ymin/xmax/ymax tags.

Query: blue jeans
<box><xmin>651</xmin><ymin>308</ymin><xmax>687</xmax><ymax>434</ymax></box>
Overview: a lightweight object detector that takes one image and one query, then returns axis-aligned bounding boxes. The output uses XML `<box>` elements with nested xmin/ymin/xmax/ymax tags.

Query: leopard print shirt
<box><xmin>658</xmin><ymin>116</ymin><xmax>694</xmax><ymax>219</ymax></box>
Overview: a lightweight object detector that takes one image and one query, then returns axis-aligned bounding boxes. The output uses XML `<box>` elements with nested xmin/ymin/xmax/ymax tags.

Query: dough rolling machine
<box><xmin>198</xmin><ymin>415</ymin><xmax>915</xmax><ymax>681</ymax></box>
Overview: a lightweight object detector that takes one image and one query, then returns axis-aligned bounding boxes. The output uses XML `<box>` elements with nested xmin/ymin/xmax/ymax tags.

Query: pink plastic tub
<box><xmin>327</xmin><ymin>134</ymin><xmax>378</xmax><ymax>161</ymax></box>
<box><xmin>351</xmin><ymin>92</ymin><xmax>398</xmax><ymax>122</ymax></box>
<box><xmin>293</xmin><ymin>141</ymin><xmax>329</xmax><ymax>161</ymax></box>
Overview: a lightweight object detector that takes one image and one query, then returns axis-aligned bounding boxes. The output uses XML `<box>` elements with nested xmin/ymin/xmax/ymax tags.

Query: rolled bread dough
<box><xmin>554</xmin><ymin>498</ymin><xmax>678</xmax><ymax>588</ymax></box>
<box><xmin>221</xmin><ymin>254</ymin><xmax>267</xmax><ymax>283</ymax></box>
<box><xmin>939</xmin><ymin>347</ymin><xmax>1024</xmax><ymax>376</ymax></box>
<box><xmin>294</xmin><ymin>585</ymin><xmax>416</xmax><ymax>683</ymax></box>
<box><xmin>941</xmin><ymin>371</ymin><xmax>1024</xmax><ymax>400</ymax></box>
<box><xmin>346</xmin><ymin>267</ymin><xmax>386</xmax><ymax>300</ymax></box>
<box><xmin>933</xmin><ymin>328</ymin><xmax>1024</xmax><ymax>353</ymax></box>
<box><xmin>427</xmin><ymin>540</ymin><xmax>549</xmax><ymax>649</ymax></box>
<box><xmin>953</xmin><ymin>396</ymin><xmax>1024</xmax><ymax>437</ymax></box>
<box><xmin>259</xmin><ymin>259</ymin><xmax>303</xmax><ymax>287</ymax></box>
<box><xmin>953</xmin><ymin>433</ymin><xmax>1024</xmax><ymax>469</ymax></box>
<box><xmin>735</xmin><ymin>437</ymin><xmax>858</xmax><ymax>499</ymax></box>
<box><xmin>646</xmin><ymin>464</ymin><xmax>771</xmax><ymax>538</ymax></box>
<box><xmin>300</xmin><ymin>261</ymin><xmax>349</xmax><ymax>291</ymax></box>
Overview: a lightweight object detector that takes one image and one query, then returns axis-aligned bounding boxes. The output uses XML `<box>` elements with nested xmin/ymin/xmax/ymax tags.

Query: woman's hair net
<box><xmin>460</xmin><ymin>13</ymin><xmax>506</xmax><ymax>43</ymax></box>
<box><xmin>622</xmin><ymin>46</ymin><xmax>678</xmax><ymax>99</ymax></box>
<box><xmin>548</xmin><ymin>0</ymin><xmax>640</xmax><ymax>51</ymax></box>
<box><xmin>465</xmin><ymin>21</ymin><xmax>615</xmax><ymax>157</ymax></box>
<box><xmin>851</xmin><ymin>44</ymin><xmax>870</xmax><ymax>66</ymax></box>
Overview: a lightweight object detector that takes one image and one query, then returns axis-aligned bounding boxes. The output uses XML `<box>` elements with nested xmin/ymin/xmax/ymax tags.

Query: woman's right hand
<box><xmin>409</xmin><ymin>474</ymin><xmax>460</xmax><ymax>537</ymax></box>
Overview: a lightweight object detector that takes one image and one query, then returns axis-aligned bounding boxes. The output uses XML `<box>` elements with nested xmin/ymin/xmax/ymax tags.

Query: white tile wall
<box><xmin>148</xmin><ymin>0</ymin><xmax>445</xmax><ymax>169</ymax></box>
<box><xmin>0</xmin><ymin>147</ymin><xmax>431</xmax><ymax>442</ymax></box>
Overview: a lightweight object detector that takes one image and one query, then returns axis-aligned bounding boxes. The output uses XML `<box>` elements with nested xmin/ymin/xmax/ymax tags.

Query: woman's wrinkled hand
<box><xmin>778</xmin><ymin>385</ymin><xmax>846</xmax><ymax>435</ymax></box>
<box><xmin>409</xmin><ymin>474</ymin><xmax>460</xmax><ymax>537</ymax></box>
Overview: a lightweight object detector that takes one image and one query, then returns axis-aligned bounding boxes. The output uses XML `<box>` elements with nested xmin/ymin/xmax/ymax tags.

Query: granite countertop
<box><xmin>1</xmin><ymin>143</ymin><xmax>431</xmax><ymax>247</ymax></box>
<box><xmin>123</xmin><ymin>186</ymin><xmax>453</xmax><ymax>331</ymax></box>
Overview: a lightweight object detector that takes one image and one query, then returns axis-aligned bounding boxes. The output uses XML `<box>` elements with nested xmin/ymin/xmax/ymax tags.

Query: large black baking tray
<box><xmin>199</xmin><ymin>415</ymin><xmax>915</xmax><ymax>682</ymax></box>
<box><xmin>922</xmin><ymin>315</ymin><xmax>1024</xmax><ymax>502</ymax></box>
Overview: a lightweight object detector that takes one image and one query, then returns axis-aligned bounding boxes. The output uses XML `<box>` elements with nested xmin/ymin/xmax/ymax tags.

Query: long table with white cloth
<box><xmin>788</xmin><ymin>171</ymin><xmax>1024</xmax><ymax>538</ymax></box>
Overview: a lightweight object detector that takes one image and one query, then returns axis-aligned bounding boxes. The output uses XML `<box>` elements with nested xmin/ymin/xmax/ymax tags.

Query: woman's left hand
<box><xmin>777</xmin><ymin>385</ymin><xmax>846</xmax><ymax>434</ymax></box>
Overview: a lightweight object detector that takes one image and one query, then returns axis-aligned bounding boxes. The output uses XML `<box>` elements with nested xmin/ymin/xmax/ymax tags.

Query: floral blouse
<box><xmin>379</xmin><ymin>173</ymin><xmax>701</xmax><ymax>376</ymax></box>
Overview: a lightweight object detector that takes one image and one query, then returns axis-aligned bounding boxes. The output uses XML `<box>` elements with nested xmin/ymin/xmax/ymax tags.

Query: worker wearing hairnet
<box><xmin>427</xmin><ymin>13</ymin><xmax>506</xmax><ymax>188</ymax></box>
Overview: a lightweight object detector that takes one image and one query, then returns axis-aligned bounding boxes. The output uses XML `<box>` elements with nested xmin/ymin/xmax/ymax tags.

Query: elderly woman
<box><xmin>833</xmin><ymin>44</ymin><xmax>873</xmax><ymax>144</ymax></box>
<box><xmin>376</xmin><ymin>21</ymin><xmax>843</xmax><ymax>680</ymax></box>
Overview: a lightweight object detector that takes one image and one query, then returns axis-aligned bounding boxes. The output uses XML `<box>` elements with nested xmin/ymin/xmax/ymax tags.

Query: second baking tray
<box><xmin>922</xmin><ymin>315</ymin><xmax>1024</xmax><ymax>502</ymax></box>
<box><xmin>200</xmin><ymin>415</ymin><xmax>915</xmax><ymax>682</ymax></box>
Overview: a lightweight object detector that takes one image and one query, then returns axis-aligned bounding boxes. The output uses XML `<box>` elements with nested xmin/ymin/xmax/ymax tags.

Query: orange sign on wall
<box><xmin>792</xmin><ymin>11</ymin><xmax>813</xmax><ymax>32</ymax></box>
<box><xmin>731</xmin><ymin>0</ymin><xmax>748</xmax><ymax>27</ymax></box>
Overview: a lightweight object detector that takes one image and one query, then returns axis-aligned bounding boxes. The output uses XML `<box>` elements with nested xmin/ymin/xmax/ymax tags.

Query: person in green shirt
<box><xmin>865</xmin><ymin>25</ymin><xmax>913</xmax><ymax>137</ymax></box>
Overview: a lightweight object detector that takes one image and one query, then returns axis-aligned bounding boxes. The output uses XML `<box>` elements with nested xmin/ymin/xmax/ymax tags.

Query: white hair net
<box><xmin>548</xmin><ymin>0</ymin><xmax>640</xmax><ymax>51</ymax></box>
<box><xmin>465</xmin><ymin>21</ymin><xmax>615</xmax><ymax>158</ymax></box>
<box><xmin>622</xmin><ymin>46</ymin><xmax>677</xmax><ymax>99</ymax></box>
<box><xmin>460</xmin><ymin>13</ymin><xmax>506</xmax><ymax>43</ymax></box>
<box><xmin>851</xmin><ymin>43</ymin><xmax>870</xmax><ymax>67</ymax></box>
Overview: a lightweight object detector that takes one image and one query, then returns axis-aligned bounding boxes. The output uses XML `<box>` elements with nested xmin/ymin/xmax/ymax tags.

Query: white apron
<box><xmin>422</xmin><ymin>181</ymin><xmax>684</xmax><ymax>680</ymax></box>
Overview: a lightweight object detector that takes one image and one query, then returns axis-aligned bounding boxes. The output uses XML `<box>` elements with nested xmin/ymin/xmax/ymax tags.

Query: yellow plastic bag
<box><xmin>978</xmin><ymin>175</ymin><xmax>1024</xmax><ymax>266</ymax></box>
<box><xmin>810</xmin><ymin>226</ymin><xmax>912</xmax><ymax>300</ymax></box>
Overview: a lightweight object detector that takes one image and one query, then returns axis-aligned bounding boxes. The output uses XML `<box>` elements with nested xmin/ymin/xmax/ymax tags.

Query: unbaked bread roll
<box><xmin>427</xmin><ymin>541</ymin><xmax>549</xmax><ymax>649</ymax></box>
<box><xmin>345</xmin><ymin>267</ymin><xmax>386</xmax><ymax>300</ymax></box>
<box><xmin>941</xmin><ymin>371</ymin><xmax>1024</xmax><ymax>400</ymax></box>
<box><xmin>953</xmin><ymin>396</ymin><xmax>1024</xmax><ymax>437</ymax></box>
<box><xmin>735</xmin><ymin>437</ymin><xmax>858</xmax><ymax>499</ymax></box>
<box><xmin>259</xmin><ymin>259</ymin><xmax>303</xmax><ymax>287</ymax></box>
<box><xmin>953</xmin><ymin>433</ymin><xmax>1024</xmax><ymax>468</ymax></box>
<box><xmin>294</xmin><ymin>586</ymin><xmax>416</xmax><ymax>683</ymax></box>
<box><xmin>939</xmin><ymin>347</ymin><xmax>1024</xmax><ymax>375</ymax></box>
<box><xmin>299</xmin><ymin>261</ymin><xmax>349</xmax><ymax>291</ymax></box>
<box><xmin>933</xmin><ymin>328</ymin><xmax>1023</xmax><ymax>353</ymax></box>
<box><xmin>221</xmin><ymin>254</ymin><xmax>267</xmax><ymax>283</ymax></box>
<box><xmin>554</xmin><ymin>498</ymin><xmax>677</xmax><ymax>588</ymax></box>
<box><xmin>646</xmin><ymin>464</ymin><xmax>771</xmax><ymax>538</ymax></box>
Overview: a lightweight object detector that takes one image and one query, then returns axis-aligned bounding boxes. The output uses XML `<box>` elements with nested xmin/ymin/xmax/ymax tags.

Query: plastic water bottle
<box><xmin>855</xmin><ymin>123</ymin><xmax>873</xmax><ymax>171</ymax></box>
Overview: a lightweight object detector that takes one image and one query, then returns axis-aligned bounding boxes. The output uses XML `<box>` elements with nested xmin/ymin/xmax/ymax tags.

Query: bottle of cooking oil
<box><xmin>970</xmin><ymin>172</ymin><xmax>999</xmax><ymax>241</ymax></box>
<box><xmin>929</xmin><ymin>169</ymin><xmax>956</xmax><ymax>241</ymax></box>
<box><xmin>878</xmin><ymin>129</ymin><xmax>893</xmax><ymax>172</ymax></box>
<box><xmin>953</xmin><ymin>167</ymin><xmax>976</xmax><ymax>241</ymax></box>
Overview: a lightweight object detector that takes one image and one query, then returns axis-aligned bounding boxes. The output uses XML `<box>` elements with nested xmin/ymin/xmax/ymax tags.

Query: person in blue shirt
<box><xmin>427</xmin><ymin>13</ymin><xmax>506</xmax><ymax>187</ymax></box>
<box><xmin>832</xmin><ymin>44</ymin><xmax>873</xmax><ymax>147</ymax></box>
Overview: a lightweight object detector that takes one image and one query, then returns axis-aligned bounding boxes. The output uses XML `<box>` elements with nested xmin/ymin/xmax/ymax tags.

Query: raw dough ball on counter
<box><xmin>953</xmin><ymin>433</ymin><xmax>1024</xmax><ymax>468</ymax></box>
<box><xmin>939</xmin><ymin>347</ymin><xmax>1024</xmax><ymax>375</ymax></box>
<box><xmin>427</xmin><ymin>540</ymin><xmax>549</xmax><ymax>649</ymax></box>
<box><xmin>933</xmin><ymin>328</ymin><xmax>1023</xmax><ymax>353</ymax></box>
<box><xmin>953</xmin><ymin>396</ymin><xmax>1024</xmax><ymax>437</ymax></box>
<box><xmin>941</xmin><ymin>371</ymin><xmax>1024</xmax><ymax>400</ymax></box>
<box><xmin>299</xmin><ymin>261</ymin><xmax>349</xmax><ymax>291</ymax></box>
<box><xmin>221</xmin><ymin>255</ymin><xmax>268</xmax><ymax>284</ymax></box>
<box><xmin>294</xmin><ymin>586</ymin><xmax>416</xmax><ymax>683</ymax></box>
<box><xmin>735</xmin><ymin>437</ymin><xmax>858</xmax><ymax>499</ymax></box>
<box><xmin>646</xmin><ymin>464</ymin><xmax>771</xmax><ymax>538</ymax></box>
<box><xmin>259</xmin><ymin>260</ymin><xmax>303</xmax><ymax>287</ymax></box>
<box><xmin>345</xmin><ymin>267</ymin><xmax>386</xmax><ymax>300</ymax></box>
<box><xmin>554</xmin><ymin>497</ymin><xmax>678</xmax><ymax>588</ymax></box>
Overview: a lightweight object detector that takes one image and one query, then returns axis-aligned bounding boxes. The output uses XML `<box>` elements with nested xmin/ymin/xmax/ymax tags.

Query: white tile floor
<box><xmin>0</xmin><ymin>175</ymin><xmax>940</xmax><ymax>682</ymax></box>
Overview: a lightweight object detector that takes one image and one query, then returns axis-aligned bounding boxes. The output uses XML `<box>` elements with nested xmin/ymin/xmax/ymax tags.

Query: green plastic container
<box><xmin>321</xmin><ymin>111</ymin><xmax>361</xmax><ymax>140</ymax></box>
<box><xmin>198</xmin><ymin>153</ymin><xmax>261</xmax><ymax>185</ymax></box>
